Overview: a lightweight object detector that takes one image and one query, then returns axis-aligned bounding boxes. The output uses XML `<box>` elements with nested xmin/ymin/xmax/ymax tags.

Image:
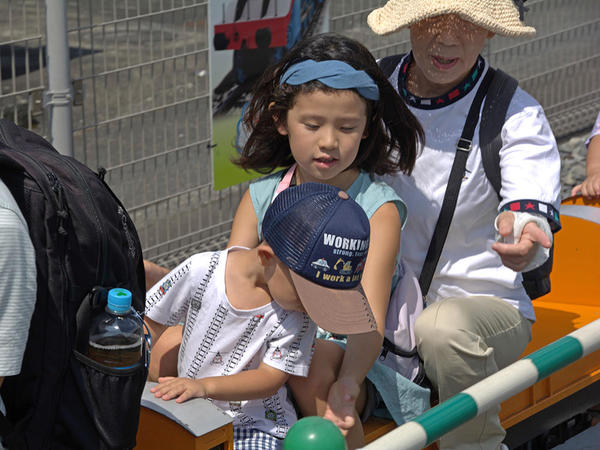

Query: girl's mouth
<box><xmin>432</xmin><ymin>55</ymin><xmax>459</xmax><ymax>70</ymax></box>
<box><xmin>314</xmin><ymin>157</ymin><xmax>337</xmax><ymax>168</ymax></box>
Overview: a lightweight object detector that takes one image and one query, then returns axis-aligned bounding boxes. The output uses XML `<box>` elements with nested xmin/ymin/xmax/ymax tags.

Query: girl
<box><xmin>229</xmin><ymin>32</ymin><xmax>424</xmax><ymax>449</ymax></box>
<box><xmin>150</xmin><ymin>32</ymin><xmax>425</xmax><ymax>449</ymax></box>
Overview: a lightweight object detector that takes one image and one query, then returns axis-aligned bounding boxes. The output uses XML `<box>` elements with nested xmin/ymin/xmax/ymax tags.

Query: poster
<box><xmin>210</xmin><ymin>0</ymin><xmax>329</xmax><ymax>190</ymax></box>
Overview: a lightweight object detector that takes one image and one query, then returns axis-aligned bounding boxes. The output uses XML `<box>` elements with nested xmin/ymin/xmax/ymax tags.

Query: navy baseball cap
<box><xmin>262</xmin><ymin>183</ymin><xmax>376</xmax><ymax>335</ymax></box>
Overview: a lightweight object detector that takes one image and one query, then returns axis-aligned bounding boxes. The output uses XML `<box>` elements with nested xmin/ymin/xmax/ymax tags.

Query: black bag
<box><xmin>0</xmin><ymin>119</ymin><xmax>147</xmax><ymax>449</ymax></box>
<box><xmin>379</xmin><ymin>55</ymin><xmax>557</xmax><ymax>299</ymax></box>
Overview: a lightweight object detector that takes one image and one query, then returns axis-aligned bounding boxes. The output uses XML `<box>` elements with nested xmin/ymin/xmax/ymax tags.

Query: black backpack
<box><xmin>379</xmin><ymin>55</ymin><xmax>555</xmax><ymax>299</ymax></box>
<box><xmin>0</xmin><ymin>119</ymin><xmax>148</xmax><ymax>449</ymax></box>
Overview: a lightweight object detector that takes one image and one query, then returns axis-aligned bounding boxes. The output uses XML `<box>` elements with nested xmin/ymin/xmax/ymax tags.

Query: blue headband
<box><xmin>280</xmin><ymin>59</ymin><xmax>379</xmax><ymax>101</ymax></box>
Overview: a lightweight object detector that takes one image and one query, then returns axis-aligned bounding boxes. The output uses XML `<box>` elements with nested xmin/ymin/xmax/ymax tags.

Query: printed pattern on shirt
<box><xmin>181</xmin><ymin>252</ymin><xmax>221</xmax><ymax>358</ymax></box>
<box><xmin>262</xmin><ymin>394</ymin><xmax>289</xmax><ymax>436</ymax></box>
<box><xmin>263</xmin><ymin>312</ymin><xmax>288</xmax><ymax>343</ymax></box>
<box><xmin>145</xmin><ymin>260</ymin><xmax>192</xmax><ymax>314</ymax></box>
<box><xmin>222</xmin><ymin>314</ymin><xmax>265</xmax><ymax>375</ymax></box>
<box><xmin>185</xmin><ymin>303</ymin><xmax>229</xmax><ymax>378</ymax></box>
<box><xmin>283</xmin><ymin>314</ymin><xmax>312</xmax><ymax>374</ymax></box>
<box><xmin>230</xmin><ymin>400</ymin><xmax>256</xmax><ymax>429</ymax></box>
<box><xmin>501</xmin><ymin>199</ymin><xmax>561</xmax><ymax>232</ymax></box>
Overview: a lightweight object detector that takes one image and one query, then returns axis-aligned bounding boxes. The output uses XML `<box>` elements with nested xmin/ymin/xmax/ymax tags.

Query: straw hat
<box><xmin>367</xmin><ymin>0</ymin><xmax>536</xmax><ymax>37</ymax></box>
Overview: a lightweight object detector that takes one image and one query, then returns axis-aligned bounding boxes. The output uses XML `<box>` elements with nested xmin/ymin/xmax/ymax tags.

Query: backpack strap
<box><xmin>0</xmin><ymin>413</ymin><xmax>27</xmax><ymax>450</ymax></box>
<box><xmin>378</xmin><ymin>54</ymin><xmax>406</xmax><ymax>79</ymax></box>
<box><xmin>478</xmin><ymin>70</ymin><xmax>555</xmax><ymax>299</ymax></box>
<box><xmin>418</xmin><ymin>69</ymin><xmax>495</xmax><ymax>297</ymax></box>
<box><xmin>479</xmin><ymin>69</ymin><xmax>518</xmax><ymax>199</ymax></box>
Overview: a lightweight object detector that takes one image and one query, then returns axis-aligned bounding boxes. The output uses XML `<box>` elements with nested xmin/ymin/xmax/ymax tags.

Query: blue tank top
<box><xmin>249</xmin><ymin>170</ymin><xmax>408</xmax><ymax>288</ymax></box>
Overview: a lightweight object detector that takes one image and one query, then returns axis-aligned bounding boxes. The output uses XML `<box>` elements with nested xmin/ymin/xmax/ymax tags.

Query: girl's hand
<box><xmin>571</xmin><ymin>172</ymin><xmax>600</xmax><ymax>198</ymax></box>
<box><xmin>150</xmin><ymin>376</ymin><xmax>208</xmax><ymax>403</ymax></box>
<box><xmin>323</xmin><ymin>377</ymin><xmax>360</xmax><ymax>435</ymax></box>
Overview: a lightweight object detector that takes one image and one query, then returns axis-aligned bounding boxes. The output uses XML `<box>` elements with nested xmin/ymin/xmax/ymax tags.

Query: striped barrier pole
<box><xmin>362</xmin><ymin>318</ymin><xmax>600</xmax><ymax>450</ymax></box>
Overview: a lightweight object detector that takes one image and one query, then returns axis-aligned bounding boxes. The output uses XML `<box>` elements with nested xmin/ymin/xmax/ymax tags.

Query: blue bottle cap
<box><xmin>107</xmin><ymin>288</ymin><xmax>132</xmax><ymax>313</ymax></box>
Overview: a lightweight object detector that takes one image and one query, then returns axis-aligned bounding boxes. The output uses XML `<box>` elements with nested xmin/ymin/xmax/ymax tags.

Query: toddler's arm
<box><xmin>150</xmin><ymin>362</ymin><xmax>289</xmax><ymax>403</ymax></box>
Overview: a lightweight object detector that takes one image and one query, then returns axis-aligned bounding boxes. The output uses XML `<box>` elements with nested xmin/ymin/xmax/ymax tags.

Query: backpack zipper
<box><xmin>58</xmin><ymin>156</ymin><xmax>109</xmax><ymax>284</ymax></box>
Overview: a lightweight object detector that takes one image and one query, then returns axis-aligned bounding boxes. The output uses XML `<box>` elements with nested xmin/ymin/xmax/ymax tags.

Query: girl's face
<box><xmin>276</xmin><ymin>89</ymin><xmax>368</xmax><ymax>189</ymax></box>
<box><xmin>408</xmin><ymin>14</ymin><xmax>493</xmax><ymax>97</ymax></box>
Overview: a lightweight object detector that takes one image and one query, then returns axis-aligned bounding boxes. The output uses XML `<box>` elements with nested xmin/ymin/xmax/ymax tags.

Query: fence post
<box><xmin>44</xmin><ymin>0</ymin><xmax>73</xmax><ymax>156</ymax></box>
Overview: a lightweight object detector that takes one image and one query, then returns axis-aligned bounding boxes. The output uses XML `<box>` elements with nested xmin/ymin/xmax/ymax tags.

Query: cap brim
<box><xmin>290</xmin><ymin>271</ymin><xmax>377</xmax><ymax>335</ymax></box>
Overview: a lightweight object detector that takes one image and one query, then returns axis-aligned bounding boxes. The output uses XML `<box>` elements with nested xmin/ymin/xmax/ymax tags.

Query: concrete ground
<box><xmin>554</xmin><ymin>422</ymin><xmax>600</xmax><ymax>450</ymax></box>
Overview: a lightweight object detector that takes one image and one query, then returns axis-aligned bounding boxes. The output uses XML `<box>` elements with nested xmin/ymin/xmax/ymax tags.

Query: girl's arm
<box><xmin>144</xmin><ymin>316</ymin><xmax>169</xmax><ymax>347</ymax></box>
<box><xmin>324</xmin><ymin>202</ymin><xmax>401</xmax><ymax>426</ymax></box>
<box><xmin>144</xmin><ymin>260</ymin><xmax>170</xmax><ymax>291</ymax></box>
<box><xmin>228</xmin><ymin>188</ymin><xmax>261</xmax><ymax>248</ymax></box>
<box><xmin>150</xmin><ymin>362</ymin><xmax>289</xmax><ymax>403</ymax></box>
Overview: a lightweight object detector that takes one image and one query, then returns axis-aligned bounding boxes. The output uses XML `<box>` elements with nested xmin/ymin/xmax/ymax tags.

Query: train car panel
<box><xmin>500</xmin><ymin>197</ymin><xmax>600</xmax><ymax>436</ymax></box>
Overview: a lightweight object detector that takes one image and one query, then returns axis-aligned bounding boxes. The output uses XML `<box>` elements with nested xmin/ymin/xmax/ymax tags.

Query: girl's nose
<box><xmin>318</xmin><ymin>127</ymin><xmax>337</xmax><ymax>149</ymax></box>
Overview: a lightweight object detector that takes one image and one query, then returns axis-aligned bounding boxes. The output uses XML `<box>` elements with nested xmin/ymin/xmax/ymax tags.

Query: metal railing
<box><xmin>1</xmin><ymin>0</ymin><xmax>599</xmax><ymax>268</ymax></box>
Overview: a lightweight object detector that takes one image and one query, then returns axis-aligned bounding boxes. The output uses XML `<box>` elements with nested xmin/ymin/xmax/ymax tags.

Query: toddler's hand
<box><xmin>150</xmin><ymin>376</ymin><xmax>207</xmax><ymax>403</ymax></box>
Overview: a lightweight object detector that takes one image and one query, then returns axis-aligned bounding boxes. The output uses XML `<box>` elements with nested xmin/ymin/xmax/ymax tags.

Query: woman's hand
<box><xmin>492</xmin><ymin>212</ymin><xmax>551</xmax><ymax>272</ymax></box>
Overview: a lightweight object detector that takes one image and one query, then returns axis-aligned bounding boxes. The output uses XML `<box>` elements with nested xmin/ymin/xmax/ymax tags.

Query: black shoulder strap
<box><xmin>378</xmin><ymin>54</ymin><xmax>405</xmax><ymax>79</ymax></box>
<box><xmin>479</xmin><ymin>69</ymin><xmax>518</xmax><ymax>199</ymax></box>
<box><xmin>418</xmin><ymin>69</ymin><xmax>495</xmax><ymax>297</ymax></box>
<box><xmin>478</xmin><ymin>71</ymin><xmax>554</xmax><ymax>299</ymax></box>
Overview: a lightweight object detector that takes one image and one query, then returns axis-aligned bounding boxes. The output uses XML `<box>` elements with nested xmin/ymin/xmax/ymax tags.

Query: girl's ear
<box><xmin>276</xmin><ymin>121</ymin><xmax>288</xmax><ymax>136</ymax></box>
<box><xmin>269</xmin><ymin>102</ymin><xmax>288</xmax><ymax>136</ymax></box>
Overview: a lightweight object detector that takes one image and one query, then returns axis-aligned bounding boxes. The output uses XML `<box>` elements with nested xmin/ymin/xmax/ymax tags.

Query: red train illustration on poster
<box><xmin>212</xmin><ymin>0</ymin><xmax>325</xmax><ymax>116</ymax></box>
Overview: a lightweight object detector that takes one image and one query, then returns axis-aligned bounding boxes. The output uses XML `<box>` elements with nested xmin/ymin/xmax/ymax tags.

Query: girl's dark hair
<box><xmin>235</xmin><ymin>32</ymin><xmax>423</xmax><ymax>176</ymax></box>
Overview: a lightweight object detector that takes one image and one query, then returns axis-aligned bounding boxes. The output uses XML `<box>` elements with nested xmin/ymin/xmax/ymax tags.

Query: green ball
<box><xmin>283</xmin><ymin>416</ymin><xmax>347</xmax><ymax>450</ymax></box>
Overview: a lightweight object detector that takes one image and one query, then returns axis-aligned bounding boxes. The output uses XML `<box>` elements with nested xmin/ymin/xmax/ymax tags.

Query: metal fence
<box><xmin>1</xmin><ymin>0</ymin><xmax>599</xmax><ymax>269</ymax></box>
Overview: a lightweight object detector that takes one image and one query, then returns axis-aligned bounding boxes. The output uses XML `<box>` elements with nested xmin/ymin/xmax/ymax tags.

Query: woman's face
<box><xmin>408</xmin><ymin>14</ymin><xmax>493</xmax><ymax>97</ymax></box>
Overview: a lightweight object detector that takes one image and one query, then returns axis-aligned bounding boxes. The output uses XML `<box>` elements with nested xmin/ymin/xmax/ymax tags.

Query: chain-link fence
<box><xmin>1</xmin><ymin>0</ymin><xmax>599</xmax><ymax>269</ymax></box>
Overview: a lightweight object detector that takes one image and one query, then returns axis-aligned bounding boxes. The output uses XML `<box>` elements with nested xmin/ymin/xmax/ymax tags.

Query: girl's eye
<box><xmin>304</xmin><ymin>123</ymin><xmax>319</xmax><ymax>130</ymax></box>
<box><xmin>341</xmin><ymin>127</ymin><xmax>356</xmax><ymax>132</ymax></box>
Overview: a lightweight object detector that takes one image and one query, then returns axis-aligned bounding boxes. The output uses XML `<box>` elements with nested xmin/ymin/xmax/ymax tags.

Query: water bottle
<box><xmin>88</xmin><ymin>288</ymin><xmax>143</xmax><ymax>368</ymax></box>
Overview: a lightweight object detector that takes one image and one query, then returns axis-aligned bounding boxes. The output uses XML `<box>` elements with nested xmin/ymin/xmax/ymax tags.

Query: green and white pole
<box><xmin>362</xmin><ymin>318</ymin><xmax>600</xmax><ymax>450</ymax></box>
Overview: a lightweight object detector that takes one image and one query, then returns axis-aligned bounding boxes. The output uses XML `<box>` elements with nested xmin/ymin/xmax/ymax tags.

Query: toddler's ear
<box><xmin>257</xmin><ymin>242</ymin><xmax>276</xmax><ymax>266</ymax></box>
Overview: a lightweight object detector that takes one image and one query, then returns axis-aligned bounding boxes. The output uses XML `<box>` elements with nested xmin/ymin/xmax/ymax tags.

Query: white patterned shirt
<box><xmin>145</xmin><ymin>248</ymin><xmax>317</xmax><ymax>438</ymax></box>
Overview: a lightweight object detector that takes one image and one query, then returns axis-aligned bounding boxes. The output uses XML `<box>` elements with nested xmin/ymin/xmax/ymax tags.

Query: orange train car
<box><xmin>136</xmin><ymin>196</ymin><xmax>600</xmax><ymax>449</ymax></box>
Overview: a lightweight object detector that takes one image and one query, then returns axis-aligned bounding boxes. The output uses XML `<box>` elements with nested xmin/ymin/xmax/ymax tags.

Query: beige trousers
<box><xmin>414</xmin><ymin>296</ymin><xmax>532</xmax><ymax>450</ymax></box>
